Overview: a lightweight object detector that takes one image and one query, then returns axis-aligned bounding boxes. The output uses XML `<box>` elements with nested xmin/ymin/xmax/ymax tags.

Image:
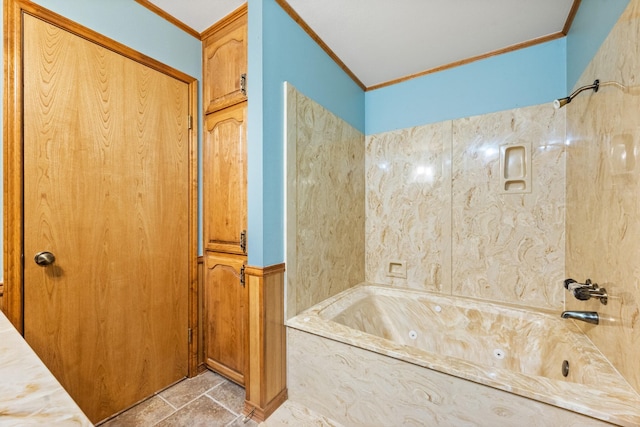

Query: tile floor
<box><xmin>99</xmin><ymin>370</ymin><xmax>259</xmax><ymax>427</ymax></box>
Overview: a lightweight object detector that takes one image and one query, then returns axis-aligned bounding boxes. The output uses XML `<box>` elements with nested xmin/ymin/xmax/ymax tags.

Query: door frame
<box><xmin>3</xmin><ymin>0</ymin><xmax>200</xmax><ymax>376</ymax></box>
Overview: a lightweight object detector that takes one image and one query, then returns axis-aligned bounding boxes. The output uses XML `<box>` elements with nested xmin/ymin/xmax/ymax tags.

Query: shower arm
<box><xmin>554</xmin><ymin>79</ymin><xmax>600</xmax><ymax>109</ymax></box>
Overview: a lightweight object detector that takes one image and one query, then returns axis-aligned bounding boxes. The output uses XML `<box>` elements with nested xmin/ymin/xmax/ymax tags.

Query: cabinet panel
<box><xmin>203</xmin><ymin>102</ymin><xmax>247</xmax><ymax>254</ymax></box>
<box><xmin>203</xmin><ymin>252</ymin><xmax>247</xmax><ymax>385</ymax></box>
<box><xmin>203</xmin><ymin>14</ymin><xmax>247</xmax><ymax>114</ymax></box>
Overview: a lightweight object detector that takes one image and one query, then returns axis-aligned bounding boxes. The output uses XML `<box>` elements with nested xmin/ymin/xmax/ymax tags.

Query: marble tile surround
<box><xmin>365</xmin><ymin>123</ymin><xmax>452</xmax><ymax>293</ymax></box>
<box><xmin>285</xmin><ymin>83</ymin><xmax>366</xmax><ymax>318</ymax></box>
<box><xmin>565</xmin><ymin>0</ymin><xmax>640</xmax><ymax>395</ymax></box>
<box><xmin>366</xmin><ymin>104</ymin><xmax>566</xmax><ymax>310</ymax></box>
<box><xmin>451</xmin><ymin>106</ymin><xmax>566</xmax><ymax>308</ymax></box>
<box><xmin>287</xmin><ymin>327</ymin><xmax>613</xmax><ymax>427</ymax></box>
<box><xmin>261</xmin><ymin>400</ymin><xmax>344</xmax><ymax>427</ymax></box>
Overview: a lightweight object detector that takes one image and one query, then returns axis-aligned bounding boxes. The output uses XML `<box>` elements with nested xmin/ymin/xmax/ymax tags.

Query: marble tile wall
<box><xmin>285</xmin><ymin>83</ymin><xmax>366</xmax><ymax>318</ymax></box>
<box><xmin>365</xmin><ymin>123</ymin><xmax>452</xmax><ymax>293</ymax></box>
<box><xmin>565</xmin><ymin>0</ymin><xmax>640</xmax><ymax>394</ymax></box>
<box><xmin>365</xmin><ymin>104</ymin><xmax>566</xmax><ymax>310</ymax></box>
<box><xmin>451</xmin><ymin>107</ymin><xmax>566</xmax><ymax>309</ymax></box>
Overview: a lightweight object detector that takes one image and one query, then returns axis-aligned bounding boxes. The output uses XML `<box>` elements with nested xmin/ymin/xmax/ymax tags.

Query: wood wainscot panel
<box><xmin>243</xmin><ymin>263</ymin><xmax>288</xmax><ymax>422</ymax></box>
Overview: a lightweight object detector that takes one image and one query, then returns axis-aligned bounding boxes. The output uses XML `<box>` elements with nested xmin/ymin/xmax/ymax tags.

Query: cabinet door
<box><xmin>203</xmin><ymin>15</ymin><xmax>247</xmax><ymax>114</ymax></box>
<box><xmin>204</xmin><ymin>252</ymin><xmax>247</xmax><ymax>385</ymax></box>
<box><xmin>203</xmin><ymin>102</ymin><xmax>247</xmax><ymax>255</ymax></box>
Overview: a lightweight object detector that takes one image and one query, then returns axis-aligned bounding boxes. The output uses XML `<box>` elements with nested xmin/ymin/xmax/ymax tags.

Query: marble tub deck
<box><xmin>0</xmin><ymin>311</ymin><xmax>92</xmax><ymax>426</ymax></box>
<box><xmin>287</xmin><ymin>283</ymin><xmax>640</xmax><ymax>426</ymax></box>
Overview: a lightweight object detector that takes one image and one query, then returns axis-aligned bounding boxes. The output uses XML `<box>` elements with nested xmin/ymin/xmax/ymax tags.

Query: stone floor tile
<box><xmin>155</xmin><ymin>395</ymin><xmax>236</xmax><ymax>427</ymax></box>
<box><xmin>158</xmin><ymin>370</ymin><xmax>226</xmax><ymax>408</ymax></box>
<box><xmin>207</xmin><ymin>380</ymin><xmax>246</xmax><ymax>415</ymax></box>
<box><xmin>99</xmin><ymin>395</ymin><xmax>174</xmax><ymax>427</ymax></box>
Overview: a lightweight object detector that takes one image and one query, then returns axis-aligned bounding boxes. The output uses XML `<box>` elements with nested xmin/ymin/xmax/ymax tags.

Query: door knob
<box><xmin>34</xmin><ymin>251</ymin><xmax>56</xmax><ymax>266</ymax></box>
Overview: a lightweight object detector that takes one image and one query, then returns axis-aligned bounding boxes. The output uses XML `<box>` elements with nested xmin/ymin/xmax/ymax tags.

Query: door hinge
<box><xmin>240</xmin><ymin>73</ymin><xmax>247</xmax><ymax>96</ymax></box>
<box><xmin>188</xmin><ymin>328</ymin><xmax>193</xmax><ymax>344</ymax></box>
<box><xmin>240</xmin><ymin>265</ymin><xmax>245</xmax><ymax>288</ymax></box>
<box><xmin>240</xmin><ymin>229</ymin><xmax>247</xmax><ymax>254</ymax></box>
<box><xmin>188</xmin><ymin>115</ymin><xmax>193</xmax><ymax>130</ymax></box>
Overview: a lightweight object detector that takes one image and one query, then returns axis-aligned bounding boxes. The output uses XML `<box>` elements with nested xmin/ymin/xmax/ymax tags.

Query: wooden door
<box><xmin>203</xmin><ymin>103</ymin><xmax>248</xmax><ymax>255</ymax></box>
<box><xmin>22</xmin><ymin>14</ymin><xmax>189</xmax><ymax>423</ymax></box>
<box><xmin>204</xmin><ymin>252</ymin><xmax>247</xmax><ymax>385</ymax></box>
<box><xmin>202</xmin><ymin>9</ymin><xmax>247</xmax><ymax>114</ymax></box>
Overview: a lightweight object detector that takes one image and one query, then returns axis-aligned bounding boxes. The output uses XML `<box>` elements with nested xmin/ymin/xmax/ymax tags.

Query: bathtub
<box><xmin>286</xmin><ymin>283</ymin><xmax>640</xmax><ymax>426</ymax></box>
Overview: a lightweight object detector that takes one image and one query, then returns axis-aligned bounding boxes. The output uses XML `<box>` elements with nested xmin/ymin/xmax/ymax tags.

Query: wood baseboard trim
<box><xmin>243</xmin><ymin>388</ymin><xmax>288</xmax><ymax>422</ymax></box>
<box><xmin>244</xmin><ymin>263</ymin><xmax>287</xmax><ymax>422</ymax></box>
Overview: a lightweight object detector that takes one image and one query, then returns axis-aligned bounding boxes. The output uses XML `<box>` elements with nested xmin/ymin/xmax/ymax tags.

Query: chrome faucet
<box><xmin>563</xmin><ymin>278</ymin><xmax>608</xmax><ymax>305</ymax></box>
<box><xmin>561</xmin><ymin>311</ymin><xmax>599</xmax><ymax>325</ymax></box>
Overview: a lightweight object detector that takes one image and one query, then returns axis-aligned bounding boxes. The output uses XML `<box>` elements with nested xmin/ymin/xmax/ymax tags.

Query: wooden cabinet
<box><xmin>203</xmin><ymin>252</ymin><xmax>247</xmax><ymax>385</ymax></box>
<box><xmin>202</xmin><ymin>5</ymin><xmax>249</xmax><ymax>387</ymax></box>
<box><xmin>202</xmin><ymin>7</ymin><xmax>247</xmax><ymax>114</ymax></box>
<box><xmin>203</xmin><ymin>103</ymin><xmax>247</xmax><ymax>255</ymax></box>
<box><xmin>201</xmin><ymin>4</ymin><xmax>287</xmax><ymax>420</ymax></box>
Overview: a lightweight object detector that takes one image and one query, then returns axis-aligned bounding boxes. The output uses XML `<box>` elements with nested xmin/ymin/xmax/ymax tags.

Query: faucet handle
<box><xmin>564</xmin><ymin>278</ymin><xmax>577</xmax><ymax>289</ymax></box>
<box><xmin>564</xmin><ymin>278</ymin><xmax>608</xmax><ymax>305</ymax></box>
<box><xmin>564</xmin><ymin>278</ymin><xmax>595</xmax><ymax>290</ymax></box>
<box><xmin>573</xmin><ymin>287</ymin><xmax>593</xmax><ymax>301</ymax></box>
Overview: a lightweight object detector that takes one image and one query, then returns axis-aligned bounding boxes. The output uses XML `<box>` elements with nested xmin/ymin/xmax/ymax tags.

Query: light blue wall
<box><xmin>366</xmin><ymin>39</ymin><xmax>567</xmax><ymax>135</ymax></box>
<box><xmin>247</xmin><ymin>0</ymin><xmax>365</xmax><ymax>267</ymax></box>
<box><xmin>566</xmin><ymin>0</ymin><xmax>629</xmax><ymax>90</ymax></box>
<box><xmin>0</xmin><ymin>0</ymin><xmax>202</xmax><ymax>279</ymax></box>
<box><xmin>246</xmin><ymin>0</ymin><xmax>630</xmax><ymax>266</ymax></box>
<box><xmin>248</xmin><ymin>0</ymin><xmax>265</xmax><ymax>268</ymax></box>
<box><xmin>1</xmin><ymin>0</ymin><xmax>629</xmax><ymax>273</ymax></box>
<box><xmin>31</xmin><ymin>0</ymin><xmax>201</xmax><ymax>78</ymax></box>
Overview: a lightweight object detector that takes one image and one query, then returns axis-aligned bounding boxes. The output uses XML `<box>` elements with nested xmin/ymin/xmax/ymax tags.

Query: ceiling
<box><xmin>146</xmin><ymin>0</ymin><xmax>576</xmax><ymax>89</ymax></box>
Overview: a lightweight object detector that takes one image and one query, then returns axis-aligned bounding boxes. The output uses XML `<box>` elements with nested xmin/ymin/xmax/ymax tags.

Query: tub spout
<box><xmin>561</xmin><ymin>311</ymin><xmax>599</xmax><ymax>325</ymax></box>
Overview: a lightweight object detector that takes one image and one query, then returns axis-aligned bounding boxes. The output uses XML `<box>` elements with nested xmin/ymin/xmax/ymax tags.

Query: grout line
<box><xmin>206</xmin><ymin>380</ymin><xmax>225</xmax><ymax>394</ymax></box>
<box><xmin>152</xmin><ymin>410</ymin><xmax>176</xmax><ymax>426</ymax></box>
<box><xmin>202</xmin><ymin>392</ymin><xmax>243</xmax><ymax>417</ymax></box>
<box><xmin>157</xmin><ymin>377</ymin><xmax>229</xmax><ymax>412</ymax></box>
<box><xmin>156</xmin><ymin>393</ymin><xmax>179</xmax><ymax>411</ymax></box>
<box><xmin>225</xmin><ymin>414</ymin><xmax>254</xmax><ymax>427</ymax></box>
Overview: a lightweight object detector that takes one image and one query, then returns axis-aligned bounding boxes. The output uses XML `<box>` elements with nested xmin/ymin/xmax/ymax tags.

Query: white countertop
<box><xmin>0</xmin><ymin>311</ymin><xmax>93</xmax><ymax>426</ymax></box>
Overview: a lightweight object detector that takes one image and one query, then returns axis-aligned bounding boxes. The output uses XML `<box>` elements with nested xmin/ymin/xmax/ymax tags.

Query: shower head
<box><xmin>553</xmin><ymin>97</ymin><xmax>571</xmax><ymax>109</ymax></box>
<box><xmin>554</xmin><ymin>79</ymin><xmax>600</xmax><ymax>109</ymax></box>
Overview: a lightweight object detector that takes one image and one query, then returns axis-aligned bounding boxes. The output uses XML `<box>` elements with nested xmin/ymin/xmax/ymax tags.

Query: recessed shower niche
<box><xmin>500</xmin><ymin>142</ymin><xmax>532</xmax><ymax>193</ymax></box>
<box><xmin>609</xmin><ymin>133</ymin><xmax>637</xmax><ymax>175</ymax></box>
